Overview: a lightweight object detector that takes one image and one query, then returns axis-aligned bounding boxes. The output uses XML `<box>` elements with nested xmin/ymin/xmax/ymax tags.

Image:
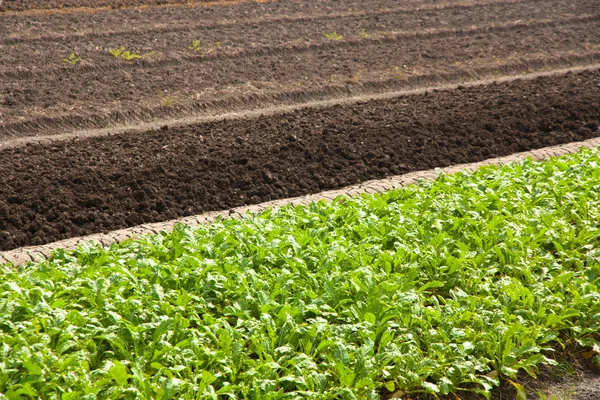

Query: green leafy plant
<box><xmin>189</xmin><ymin>40</ymin><xmax>221</xmax><ymax>53</ymax></box>
<box><xmin>109</xmin><ymin>47</ymin><xmax>154</xmax><ymax>61</ymax></box>
<box><xmin>189</xmin><ymin>39</ymin><xmax>202</xmax><ymax>51</ymax></box>
<box><xmin>1</xmin><ymin>148</ymin><xmax>600</xmax><ymax>398</ymax></box>
<box><xmin>324</xmin><ymin>31</ymin><xmax>343</xmax><ymax>41</ymax></box>
<box><xmin>63</xmin><ymin>52</ymin><xmax>81</xmax><ymax>64</ymax></box>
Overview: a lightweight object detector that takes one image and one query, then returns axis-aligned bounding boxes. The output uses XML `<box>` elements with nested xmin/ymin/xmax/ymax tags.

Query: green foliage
<box><xmin>189</xmin><ymin>39</ymin><xmax>202</xmax><ymax>51</ymax></box>
<box><xmin>324</xmin><ymin>32</ymin><xmax>343</xmax><ymax>41</ymax></box>
<box><xmin>109</xmin><ymin>47</ymin><xmax>154</xmax><ymax>61</ymax></box>
<box><xmin>1</xmin><ymin>148</ymin><xmax>600</xmax><ymax>399</ymax></box>
<box><xmin>63</xmin><ymin>52</ymin><xmax>81</xmax><ymax>65</ymax></box>
<box><xmin>189</xmin><ymin>40</ymin><xmax>221</xmax><ymax>54</ymax></box>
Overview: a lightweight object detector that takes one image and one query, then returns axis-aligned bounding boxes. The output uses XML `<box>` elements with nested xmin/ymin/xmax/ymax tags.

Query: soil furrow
<box><xmin>0</xmin><ymin>0</ymin><xmax>551</xmax><ymax>45</ymax></box>
<box><xmin>0</xmin><ymin>70</ymin><xmax>598</xmax><ymax>250</ymax></box>
<box><xmin>3</xmin><ymin>136</ymin><xmax>600</xmax><ymax>266</ymax></box>
<box><xmin>0</xmin><ymin>0</ymin><xmax>444</xmax><ymax>14</ymax></box>
<box><xmin>2</xmin><ymin>14</ymin><xmax>597</xmax><ymax>76</ymax></box>
<box><xmin>2</xmin><ymin>55</ymin><xmax>599</xmax><ymax>141</ymax></box>
<box><xmin>2</xmin><ymin>63</ymin><xmax>598</xmax><ymax>149</ymax></box>
<box><xmin>0</xmin><ymin>0</ymin><xmax>279</xmax><ymax>12</ymax></box>
<box><xmin>2</xmin><ymin>17</ymin><xmax>598</xmax><ymax>135</ymax></box>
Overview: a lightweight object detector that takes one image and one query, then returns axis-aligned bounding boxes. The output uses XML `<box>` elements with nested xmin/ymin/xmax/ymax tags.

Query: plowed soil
<box><xmin>1</xmin><ymin>0</ymin><xmax>599</xmax><ymax>137</ymax></box>
<box><xmin>1</xmin><ymin>71</ymin><xmax>599</xmax><ymax>250</ymax></box>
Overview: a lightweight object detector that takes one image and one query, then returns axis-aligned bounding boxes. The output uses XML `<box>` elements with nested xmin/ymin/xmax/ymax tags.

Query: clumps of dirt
<box><xmin>0</xmin><ymin>70</ymin><xmax>599</xmax><ymax>250</ymax></box>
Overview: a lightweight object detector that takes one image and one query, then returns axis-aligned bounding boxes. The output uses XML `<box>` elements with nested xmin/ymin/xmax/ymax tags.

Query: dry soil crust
<box><xmin>0</xmin><ymin>70</ymin><xmax>598</xmax><ymax>250</ymax></box>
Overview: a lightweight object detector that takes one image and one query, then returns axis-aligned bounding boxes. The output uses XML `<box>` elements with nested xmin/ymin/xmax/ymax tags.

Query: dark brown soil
<box><xmin>0</xmin><ymin>0</ymin><xmax>429</xmax><ymax>12</ymax></box>
<box><xmin>1</xmin><ymin>0</ymin><xmax>598</xmax><ymax>138</ymax></box>
<box><xmin>0</xmin><ymin>0</ymin><xmax>435</xmax><ymax>13</ymax></box>
<box><xmin>0</xmin><ymin>0</ymin><xmax>275</xmax><ymax>12</ymax></box>
<box><xmin>0</xmin><ymin>70</ymin><xmax>598</xmax><ymax>250</ymax></box>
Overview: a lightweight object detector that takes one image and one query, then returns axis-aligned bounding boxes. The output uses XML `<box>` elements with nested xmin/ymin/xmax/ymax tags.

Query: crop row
<box><xmin>1</xmin><ymin>148</ymin><xmax>599</xmax><ymax>398</ymax></box>
<box><xmin>3</xmin><ymin>13</ymin><xmax>599</xmax><ymax>74</ymax></box>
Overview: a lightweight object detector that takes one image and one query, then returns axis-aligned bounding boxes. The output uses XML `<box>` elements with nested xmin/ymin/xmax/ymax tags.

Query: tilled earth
<box><xmin>0</xmin><ymin>71</ymin><xmax>599</xmax><ymax>250</ymax></box>
<box><xmin>1</xmin><ymin>0</ymin><xmax>599</xmax><ymax>137</ymax></box>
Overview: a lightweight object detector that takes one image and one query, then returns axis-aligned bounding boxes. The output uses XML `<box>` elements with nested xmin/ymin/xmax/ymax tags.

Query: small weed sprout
<box><xmin>324</xmin><ymin>32</ymin><xmax>343</xmax><ymax>41</ymax></box>
<box><xmin>359</xmin><ymin>28</ymin><xmax>369</xmax><ymax>38</ymax></box>
<box><xmin>207</xmin><ymin>42</ymin><xmax>221</xmax><ymax>54</ymax></box>
<box><xmin>189</xmin><ymin>40</ymin><xmax>221</xmax><ymax>53</ymax></box>
<box><xmin>109</xmin><ymin>47</ymin><xmax>141</xmax><ymax>60</ymax></box>
<box><xmin>189</xmin><ymin>40</ymin><xmax>202</xmax><ymax>51</ymax></box>
<box><xmin>388</xmin><ymin>65</ymin><xmax>407</xmax><ymax>80</ymax></box>
<box><xmin>109</xmin><ymin>47</ymin><xmax>153</xmax><ymax>61</ymax></box>
<box><xmin>351</xmin><ymin>67</ymin><xmax>364</xmax><ymax>83</ymax></box>
<box><xmin>63</xmin><ymin>52</ymin><xmax>81</xmax><ymax>65</ymax></box>
<box><xmin>160</xmin><ymin>94</ymin><xmax>176</xmax><ymax>106</ymax></box>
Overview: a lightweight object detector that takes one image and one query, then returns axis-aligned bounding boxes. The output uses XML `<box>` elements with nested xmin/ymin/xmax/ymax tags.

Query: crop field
<box><xmin>1</xmin><ymin>148</ymin><xmax>600</xmax><ymax>399</ymax></box>
<box><xmin>1</xmin><ymin>0</ymin><xmax>600</xmax><ymax>398</ymax></box>
<box><xmin>1</xmin><ymin>0</ymin><xmax>599</xmax><ymax>250</ymax></box>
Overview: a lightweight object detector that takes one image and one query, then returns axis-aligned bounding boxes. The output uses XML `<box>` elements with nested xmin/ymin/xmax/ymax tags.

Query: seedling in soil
<box><xmin>388</xmin><ymin>65</ymin><xmax>407</xmax><ymax>80</ymax></box>
<box><xmin>160</xmin><ymin>93</ymin><xmax>176</xmax><ymax>106</ymax></box>
<box><xmin>208</xmin><ymin>42</ymin><xmax>221</xmax><ymax>54</ymax></box>
<box><xmin>189</xmin><ymin>40</ymin><xmax>221</xmax><ymax>54</ymax></box>
<box><xmin>324</xmin><ymin>32</ymin><xmax>343</xmax><ymax>41</ymax></box>
<box><xmin>189</xmin><ymin>39</ymin><xmax>202</xmax><ymax>51</ymax></box>
<box><xmin>109</xmin><ymin>47</ymin><xmax>141</xmax><ymax>60</ymax></box>
<box><xmin>359</xmin><ymin>28</ymin><xmax>369</xmax><ymax>38</ymax></box>
<box><xmin>109</xmin><ymin>47</ymin><xmax>153</xmax><ymax>61</ymax></box>
<box><xmin>63</xmin><ymin>52</ymin><xmax>81</xmax><ymax>64</ymax></box>
<box><xmin>351</xmin><ymin>67</ymin><xmax>364</xmax><ymax>83</ymax></box>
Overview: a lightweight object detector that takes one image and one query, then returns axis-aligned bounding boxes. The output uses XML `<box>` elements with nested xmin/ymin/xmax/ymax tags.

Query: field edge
<box><xmin>3</xmin><ymin>136</ymin><xmax>600</xmax><ymax>266</ymax></box>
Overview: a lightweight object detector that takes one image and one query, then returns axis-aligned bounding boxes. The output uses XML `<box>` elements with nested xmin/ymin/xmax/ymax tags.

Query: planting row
<box><xmin>2</xmin><ymin>0</ymin><xmax>449</xmax><ymax>12</ymax></box>
<box><xmin>1</xmin><ymin>146</ymin><xmax>599</xmax><ymax>398</ymax></box>
<box><xmin>3</xmin><ymin>0</ymin><xmax>595</xmax><ymax>64</ymax></box>
<box><xmin>0</xmin><ymin>70</ymin><xmax>598</xmax><ymax>250</ymax></box>
<box><xmin>2</xmin><ymin>15</ymin><xmax>598</xmax><ymax>137</ymax></box>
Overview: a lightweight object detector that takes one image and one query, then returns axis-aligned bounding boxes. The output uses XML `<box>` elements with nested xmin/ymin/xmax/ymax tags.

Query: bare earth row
<box><xmin>1</xmin><ymin>0</ymin><xmax>442</xmax><ymax>13</ymax></box>
<box><xmin>0</xmin><ymin>0</ymin><xmax>489</xmax><ymax>37</ymax></box>
<box><xmin>2</xmin><ymin>0</ymin><xmax>592</xmax><ymax>47</ymax></box>
<box><xmin>0</xmin><ymin>70</ymin><xmax>598</xmax><ymax>250</ymax></box>
<box><xmin>1</xmin><ymin>0</ymin><xmax>598</xmax><ymax>139</ymax></box>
